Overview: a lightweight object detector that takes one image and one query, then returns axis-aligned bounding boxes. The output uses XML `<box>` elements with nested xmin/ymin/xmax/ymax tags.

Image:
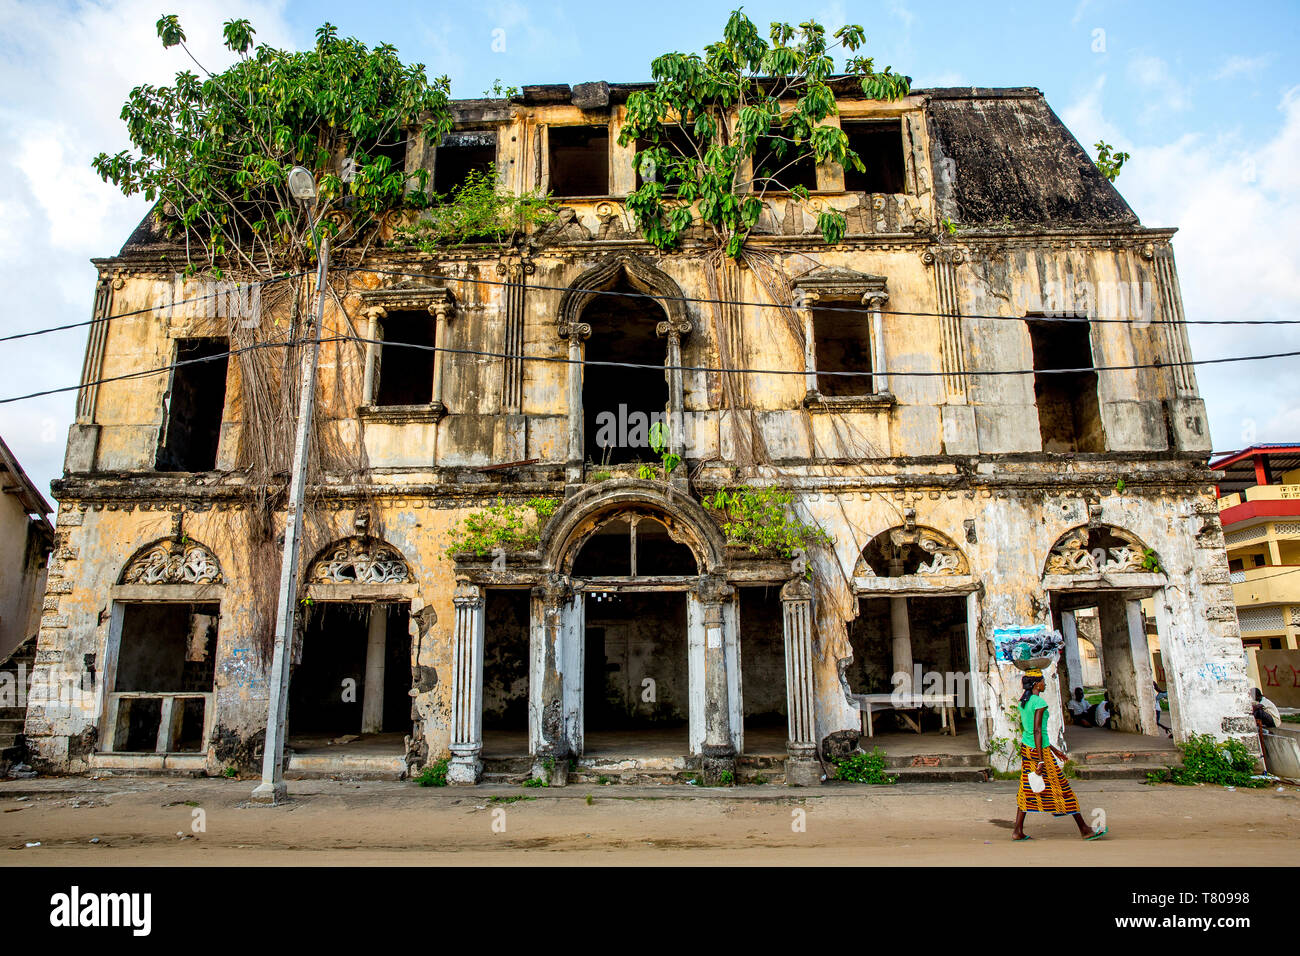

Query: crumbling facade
<box><xmin>24</xmin><ymin>83</ymin><xmax>1255</xmax><ymax>783</ymax></box>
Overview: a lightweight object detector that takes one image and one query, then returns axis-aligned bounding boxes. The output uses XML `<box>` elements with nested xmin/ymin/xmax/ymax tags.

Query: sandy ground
<box><xmin>1</xmin><ymin>775</ymin><xmax>1297</xmax><ymax>866</ymax></box>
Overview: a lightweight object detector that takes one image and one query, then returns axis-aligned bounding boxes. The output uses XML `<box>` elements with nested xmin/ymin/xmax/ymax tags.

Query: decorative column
<box><xmin>697</xmin><ymin>574</ymin><xmax>736</xmax><ymax>785</ymax></box>
<box><xmin>889</xmin><ymin>597</ymin><xmax>914</xmax><ymax>694</ymax></box>
<box><xmin>448</xmin><ymin>581</ymin><xmax>485</xmax><ymax>785</ymax></box>
<box><xmin>558</xmin><ymin>321</ymin><xmax>591</xmax><ymax>485</ymax></box>
<box><xmin>781</xmin><ymin>577</ymin><xmax>822</xmax><ymax>786</ymax></box>
<box><xmin>659</xmin><ymin>323</ymin><xmax>685</xmax><ymax>461</ymax></box>
<box><xmin>530</xmin><ymin>574</ymin><xmax>574</xmax><ymax>784</ymax></box>
<box><xmin>361</xmin><ymin>605</ymin><xmax>387</xmax><ymax>734</ymax></box>
<box><xmin>798</xmin><ymin>290</ymin><xmax>821</xmax><ymax>402</ymax></box>
<box><xmin>864</xmin><ymin>291</ymin><xmax>890</xmax><ymax>395</ymax></box>
<box><xmin>360</xmin><ymin>306</ymin><xmax>386</xmax><ymax>405</ymax></box>
<box><xmin>428</xmin><ymin>289</ymin><xmax>455</xmax><ymax>409</ymax></box>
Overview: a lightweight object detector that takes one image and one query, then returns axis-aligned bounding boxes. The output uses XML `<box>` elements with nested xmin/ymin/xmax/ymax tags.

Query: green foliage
<box><xmin>489</xmin><ymin>794</ymin><xmax>535</xmax><ymax>804</ymax></box>
<box><xmin>93</xmin><ymin>17</ymin><xmax>453</xmax><ymax>276</ymax></box>
<box><xmin>221</xmin><ymin>766</ymin><xmax>237</xmax><ymax>778</ymax></box>
<box><xmin>1282</xmin><ymin>713</ymin><xmax>1300</xmax><ymax>724</ymax></box>
<box><xmin>445</xmin><ymin>497</ymin><xmax>558</xmax><ymax>556</ymax></box>
<box><xmin>718</xmin><ymin>770</ymin><xmax>736</xmax><ymax>786</ymax></box>
<box><xmin>395</xmin><ymin>164</ymin><xmax>556</xmax><ymax>249</ymax></box>
<box><xmin>522</xmin><ymin>776</ymin><xmax>548</xmax><ymax>788</ymax></box>
<box><xmin>1146</xmin><ymin>734</ymin><xmax>1265</xmax><ymax>788</ymax></box>
<box><xmin>702</xmin><ymin>486</ymin><xmax>833</xmax><ymax>556</ymax></box>
<box><xmin>618</xmin><ymin>9</ymin><xmax>909</xmax><ymax>259</ymax></box>
<box><xmin>483</xmin><ymin>78</ymin><xmax>520</xmax><ymax>98</ymax></box>
<box><xmin>1095</xmin><ymin>140</ymin><xmax>1131</xmax><ymax>183</ymax></box>
<box><xmin>834</xmin><ymin>747</ymin><xmax>897</xmax><ymax>784</ymax></box>
<box><xmin>1061</xmin><ymin>760</ymin><xmax>1078</xmax><ymax>780</ymax></box>
<box><xmin>1115</xmin><ymin>478</ymin><xmax>1126</xmax><ymax>493</ymax></box>
<box><xmin>637</xmin><ymin>464</ymin><xmax>658</xmax><ymax>480</ymax></box>
<box><xmin>1141</xmin><ymin>548</ymin><xmax>1163</xmax><ymax>573</ymax></box>
<box><xmin>986</xmin><ymin>736</ymin><xmax>1012</xmax><ymax>761</ymax></box>
<box><xmin>941</xmin><ymin>218</ymin><xmax>958</xmax><ymax>235</ymax></box>
<box><xmin>414</xmin><ymin>757</ymin><xmax>449</xmax><ymax>787</ymax></box>
<box><xmin>589</xmin><ymin>470</ymin><xmax>613</xmax><ymax>483</ymax></box>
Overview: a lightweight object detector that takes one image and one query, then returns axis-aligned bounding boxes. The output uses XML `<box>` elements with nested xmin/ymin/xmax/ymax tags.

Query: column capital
<box><xmin>558</xmin><ymin>321</ymin><xmax>591</xmax><ymax>341</ymax></box>
<box><xmin>861</xmin><ymin>291</ymin><xmax>889</xmax><ymax>309</ymax></box>
<box><xmin>452</xmin><ymin>580</ymin><xmax>484</xmax><ymax>608</ymax></box>
<box><xmin>780</xmin><ymin>576</ymin><xmax>812</xmax><ymax>603</ymax></box>
<box><xmin>360</xmin><ymin>305</ymin><xmax>388</xmax><ymax>322</ymax></box>
<box><xmin>694</xmin><ymin>573</ymin><xmax>734</xmax><ymax>606</ymax></box>
<box><xmin>427</xmin><ymin>288</ymin><xmax>456</xmax><ymax>321</ymax></box>
<box><xmin>535</xmin><ymin>572</ymin><xmax>575</xmax><ymax>608</ymax></box>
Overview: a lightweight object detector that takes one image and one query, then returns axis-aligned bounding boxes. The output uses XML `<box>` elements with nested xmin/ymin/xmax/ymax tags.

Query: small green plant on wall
<box><xmin>701</xmin><ymin>487</ymin><xmax>832</xmax><ymax>557</ymax></box>
<box><xmin>636</xmin><ymin>422</ymin><xmax>682</xmax><ymax>481</ymax></box>
<box><xmin>445</xmin><ymin>497</ymin><xmax>559</xmax><ymax>557</ymax></box>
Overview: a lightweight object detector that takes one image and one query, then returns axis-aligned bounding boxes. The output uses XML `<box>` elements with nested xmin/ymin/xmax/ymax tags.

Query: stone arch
<box><xmin>539</xmin><ymin>479</ymin><xmax>725</xmax><ymax>576</ymax></box>
<box><xmin>1042</xmin><ymin>524</ymin><xmax>1157</xmax><ymax>577</ymax></box>
<box><xmin>555</xmin><ymin>253</ymin><xmax>692</xmax><ymax>339</ymax></box>
<box><xmin>307</xmin><ymin>536</ymin><xmax>411</xmax><ymax>585</ymax></box>
<box><xmin>119</xmin><ymin>536</ymin><xmax>223</xmax><ymax>585</ymax></box>
<box><xmin>853</xmin><ymin>525</ymin><xmax>969</xmax><ymax>578</ymax></box>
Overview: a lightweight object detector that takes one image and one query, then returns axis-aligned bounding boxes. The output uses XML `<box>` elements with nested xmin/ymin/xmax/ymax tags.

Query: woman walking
<box><xmin>1011</xmin><ymin>669</ymin><xmax>1108</xmax><ymax>841</ymax></box>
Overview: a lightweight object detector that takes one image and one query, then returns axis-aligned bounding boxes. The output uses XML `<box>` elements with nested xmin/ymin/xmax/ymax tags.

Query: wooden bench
<box><xmin>851</xmin><ymin>692</ymin><xmax>958</xmax><ymax>737</ymax></box>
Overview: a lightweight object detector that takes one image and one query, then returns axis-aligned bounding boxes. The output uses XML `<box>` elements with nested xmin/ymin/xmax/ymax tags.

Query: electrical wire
<box><xmin>0</xmin><ymin>271</ymin><xmax>311</xmax><ymax>344</ymax></box>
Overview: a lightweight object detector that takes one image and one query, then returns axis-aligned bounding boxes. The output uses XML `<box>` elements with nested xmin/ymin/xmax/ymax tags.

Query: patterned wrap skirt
<box><xmin>1017</xmin><ymin>744</ymin><xmax>1079</xmax><ymax>814</ymax></box>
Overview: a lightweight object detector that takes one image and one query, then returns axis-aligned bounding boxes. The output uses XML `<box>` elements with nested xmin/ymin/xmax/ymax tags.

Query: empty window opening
<box><xmin>482</xmin><ymin>588</ymin><xmax>531</xmax><ymax>757</ymax></box>
<box><xmin>842</xmin><ymin>120</ymin><xmax>906</xmax><ymax>194</ymax></box>
<box><xmin>581</xmin><ymin>281</ymin><xmax>669</xmax><ymax>465</ymax></box>
<box><xmin>583</xmin><ymin>592</ymin><xmax>688</xmax><ymax>748</ymax></box>
<box><xmin>845</xmin><ymin>595</ymin><xmax>973</xmax><ymax>735</ymax></box>
<box><xmin>814</xmin><ymin>308</ymin><xmax>874</xmax><ymax>396</ymax></box>
<box><xmin>1028</xmin><ymin>318</ymin><xmax>1104</xmax><ymax>453</ymax></box>
<box><xmin>634</xmin><ymin>124</ymin><xmax>700</xmax><ymax>192</ymax></box>
<box><xmin>288</xmin><ymin>603</ymin><xmax>410</xmax><ymax>745</ymax></box>
<box><xmin>110</xmin><ymin>602</ymin><xmax>217</xmax><ymax>753</ymax></box>
<box><xmin>375</xmin><ymin>310</ymin><xmax>435</xmax><ymax>406</ymax></box>
<box><xmin>754</xmin><ymin>127</ymin><xmax>819</xmax><ymax>192</ymax></box>
<box><xmin>740</xmin><ymin>587</ymin><xmax>787</xmax><ymax>751</ymax></box>
<box><xmin>434</xmin><ymin>130</ymin><xmax>497</xmax><ymax>195</ymax></box>
<box><xmin>548</xmin><ymin>124</ymin><xmax>609</xmax><ymax>197</ymax></box>
<box><xmin>155</xmin><ymin>338</ymin><xmax>228</xmax><ymax>472</ymax></box>
<box><xmin>573</xmin><ymin>519</ymin><xmax>634</xmax><ymax>576</ymax></box>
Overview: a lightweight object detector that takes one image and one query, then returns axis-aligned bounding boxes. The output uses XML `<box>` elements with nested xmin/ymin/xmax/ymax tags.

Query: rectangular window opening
<box><xmin>814</xmin><ymin>307</ymin><xmax>874</xmax><ymax>396</ymax></box>
<box><xmin>434</xmin><ymin>130</ymin><xmax>497</xmax><ymax>195</ymax></box>
<box><xmin>375</xmin><ymin>310</ymin><xmax>435</xmax><ymax>406</ymax></box>
<box><xmin>1028</xmin><ymin>317</ymin><xmax>1105</xmax><ymax>453</ymax></box>
<box><xmin>634</xmin><ymin>124</ymin><xmax>700</xmax><ymax>193</ymax></box>
<box><xmin>842</xmin><ymin>120</ymin><xmax>906</xmax><ymax>194</ymax></box>
<box><xmin>548</xmin><ymin>124</ymin><xmax>609</xmax><ymax>197</ymax></box>
<box><xmin>155</xmin><ymin>338</ymin><xmax>228</xmax><ymax>472</ymax></box>
<box><xmin>754</xmin><ymin>128</ymin><xmax>819</xmax><ymax>193</ymax></box>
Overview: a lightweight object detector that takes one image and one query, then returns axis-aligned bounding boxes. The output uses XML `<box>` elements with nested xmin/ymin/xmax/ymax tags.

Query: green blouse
<box><xmin>1019</xmin><ymin>694</ymin><xmax>1049</xmax><ymax>748</ymax></box>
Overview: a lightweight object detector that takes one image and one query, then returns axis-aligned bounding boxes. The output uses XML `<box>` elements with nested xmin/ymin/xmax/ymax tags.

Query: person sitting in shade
<box><xmin>1067</xmin><ymin>687</ymin><xmax>1094</xmax><ymax>727</ymax></box>
<box><xmin>1092</xmin><ymin>691</ymin><xmax>1115</xmax><ymax>729</ymax></box>
<box><xmin>1253</xmin><ymin>687</ymin><xmax>1280</xmax><ymax>730</ymax></box>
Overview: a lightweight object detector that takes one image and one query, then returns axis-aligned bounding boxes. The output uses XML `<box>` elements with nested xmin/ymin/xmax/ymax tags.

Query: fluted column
<box><xmin>864</xmin><ymin>291</ymin><xmax>890</xmax><ymax>395</ymax></box>
<box><xmin>361</xmin><ymin>306</ymin><xmax>386</xmax><ymax>405</ymax></box>
<box><xmin>781</xmin><ymin>577</ymin><xmax>821</xmax><ymax>786</ymax></box>
<box><xmin>798</xmin><ymin>290</ymin><xmax>821</xmax><ymax>401</ymax></box>
<box><xmin>697</xmin><ymin>574</ymin><xmax>736</xmax><ymax>785</ymax></box>
<box><xmin>429</xmin><ymin>289</ymin><xmax>455</xmax><ymax>409</ymax></box>
<box><xmin>448</xmin><ymin>581</ymin><xmax>485</xmax><ymax>784</ymax></box>
<box><xmin>530</xmin><ymin>574</ymin><xmax>574</xmax><ymax>784</ymax></box>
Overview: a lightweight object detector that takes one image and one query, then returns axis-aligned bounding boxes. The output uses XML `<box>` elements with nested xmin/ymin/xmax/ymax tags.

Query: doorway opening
<box><xmin>845</xmin><ymin>595</ymin><xmax>978</xmax><ymax>750</ymax></box>
<box><xmin>482</xmin><ymin>588</ymin><xmax>530</xmax><ymax>758</ymax></box>
<box><xmin>739</xmin><ymin>586</ymin><xmax>787</xmax><ymax>756</ymax></box>
<box><xmin>288</xmin><ymin>603</ymin><xmax>409</xmax><ymax>756</ymax></box>
<box><xmin>582</xmin><ymin>592</ymin><xmax>688</xmax><ymax>756</ymax></box>
<box><xmin>581</xmin><ymin>279</ymin><xmax>669</xmax><ymax>467</ymax></box>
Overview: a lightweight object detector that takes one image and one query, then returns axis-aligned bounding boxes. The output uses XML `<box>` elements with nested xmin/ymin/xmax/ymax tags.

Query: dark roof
<box><xmin>0</xmin><ymin>433</ymin><xmax>53</xmax><ymax>519</ymax></box>
<box><xmin>923</xmin><ymin>88</ymin><xmax>1138</xmax><ymax>228</ymax></box>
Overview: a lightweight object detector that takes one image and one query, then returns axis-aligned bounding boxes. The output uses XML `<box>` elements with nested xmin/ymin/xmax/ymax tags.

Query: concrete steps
<box><xmin>0</xmin><ymin>638</ymin><xmax>35</xmax><ymax>765</ymax></box>
<box><xmin>285</xmin><ymin>751</ymin><xmax>407</xmax><ymax>781</ymax></box>
<box><xmin>1070</xmin><ymin>748</ymin><xmax>1179</xmax><ymax>780</ymax></box>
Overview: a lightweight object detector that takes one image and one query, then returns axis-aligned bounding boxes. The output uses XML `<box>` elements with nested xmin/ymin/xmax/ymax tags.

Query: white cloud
<box><xmin>0</xmin><ymin>0</ymin><xmax>294</xmax><ymax>498</ymax></box>
<box><xmin>1068</xmin><ymin>82</ymin><xmax>1300</xmax><ymax>451</ymax></box>
<box><xmin>1127</xmin><ymin>54</ymin><xmax>1190</xmax><ymax>120</ymax></box>
<box><xmin>1213</xmin><ymin>53</ymin><xmax>1274</xmax><ymax>81</ymax></box>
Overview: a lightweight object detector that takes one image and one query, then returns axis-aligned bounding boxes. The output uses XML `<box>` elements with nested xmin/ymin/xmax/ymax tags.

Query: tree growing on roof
<box><xmin>618</xmin><ymin>8</ymin><xmax>911</xmax><ymax>258</ymax></box>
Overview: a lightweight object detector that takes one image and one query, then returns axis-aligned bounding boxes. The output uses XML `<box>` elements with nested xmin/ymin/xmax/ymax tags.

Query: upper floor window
<box><xmin>842</xmin><ymin>120</ymin><xmax>906</xmax><ymax>194</ymax></box>
<box><xmin>548</xmin><ymin>124</ymin><xmax>609</xmax><ymax>197</ymax></box>
<box><xmin>155</xmin><ymin>338</ymin><xmax>228</xmax><ymax>472</ymax></box>
<box><xmin>1027</xmin><ymin>317</ymin><xmax>1105</xmax><ymax>453</ymax></box>
<box><xmin>434</xmin><ymin>130</ymin><xmax>497</xmax><ymax>195</ymax></box>
<box><xmin>375</xmin><ymin>311</ymin><xmax>435</xmax><ymax>407</ymax></box>
<box><xmin>753</xmin><ymin>125</ymin><xmax>819</xmax><ymax>193</ymax></box>
<box><xmin>813</xmin><ymin>307</ymin><xmax>875</xmax><ymax>397</ymax></box>
<box><xmin>634</xmin><ymin>124</ymin><xmax>700</xmax><ymax>193</ymax></box>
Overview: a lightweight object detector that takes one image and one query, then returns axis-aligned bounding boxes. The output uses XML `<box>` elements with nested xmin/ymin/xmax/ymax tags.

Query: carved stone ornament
<box><xmin>914</xmin><ymin>536</ymin><xmax>964</xmax><ymax>576</ymax></box>
<box><xmin>1044</xmin><ymin>525</ymin><xmax>1153</xmax><ymax>576</ymax></box>
<box><xmin>121</xmin><ymin>539</ymin><xmax>223</xmax><ymax>585</ymax></box>
<box><xmin>856</xmin><ymin>525</ymin><xmax>969</xmax><ymax>577</ymax></box>
<box><xmin>792</xmin><ymin>266</ymin><xmax>888</xmax><ymax>304</ymax></box>
<box><xmin>310</xmin><ymin>537</ymin><xmax>410</xmax><ymax>585</ymax></box>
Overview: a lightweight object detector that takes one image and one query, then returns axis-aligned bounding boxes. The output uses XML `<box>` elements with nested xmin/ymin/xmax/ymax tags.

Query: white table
<box><xmin>851</xmin><ymin>692</ymin><xmax>958</xmax><ymax>737</ymax></box>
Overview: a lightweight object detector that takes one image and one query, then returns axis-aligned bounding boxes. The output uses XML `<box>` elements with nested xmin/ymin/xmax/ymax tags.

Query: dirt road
<box><xmin>2</xmin><ymin>776</ymin><xmax>1297</xmax><ymax>865</ymax></box>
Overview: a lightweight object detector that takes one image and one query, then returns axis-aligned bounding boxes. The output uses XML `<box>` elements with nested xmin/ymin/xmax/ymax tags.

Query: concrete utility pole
<box><xmin>252</xmin><ymin>231</ymin><xmax>329</xmax><ymax>805</ymax></box>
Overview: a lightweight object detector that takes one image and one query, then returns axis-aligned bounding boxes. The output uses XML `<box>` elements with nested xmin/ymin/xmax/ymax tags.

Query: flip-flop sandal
<box><xmin>1085</xmin><ymin>826</ymin><xmax>1109</xmax><ymax>841</ymax></box>
<box><xmin>1013</xmin><ymin>835</ymin><xmax>1033</xmax><ymax>841</ymax></box>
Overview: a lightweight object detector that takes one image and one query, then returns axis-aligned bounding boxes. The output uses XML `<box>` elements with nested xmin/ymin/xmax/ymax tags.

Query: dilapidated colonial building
<box><xmin>24</xmin><ymin>82</ymin><xmax>1254</xmax><ymax>785</ymax></box>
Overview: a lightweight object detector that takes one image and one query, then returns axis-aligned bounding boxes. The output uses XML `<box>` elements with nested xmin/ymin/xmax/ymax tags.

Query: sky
<box><xmin>1</xmin><ymin>0</ymin><xmax>1298</xmax><ymax>500</ymax></box>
